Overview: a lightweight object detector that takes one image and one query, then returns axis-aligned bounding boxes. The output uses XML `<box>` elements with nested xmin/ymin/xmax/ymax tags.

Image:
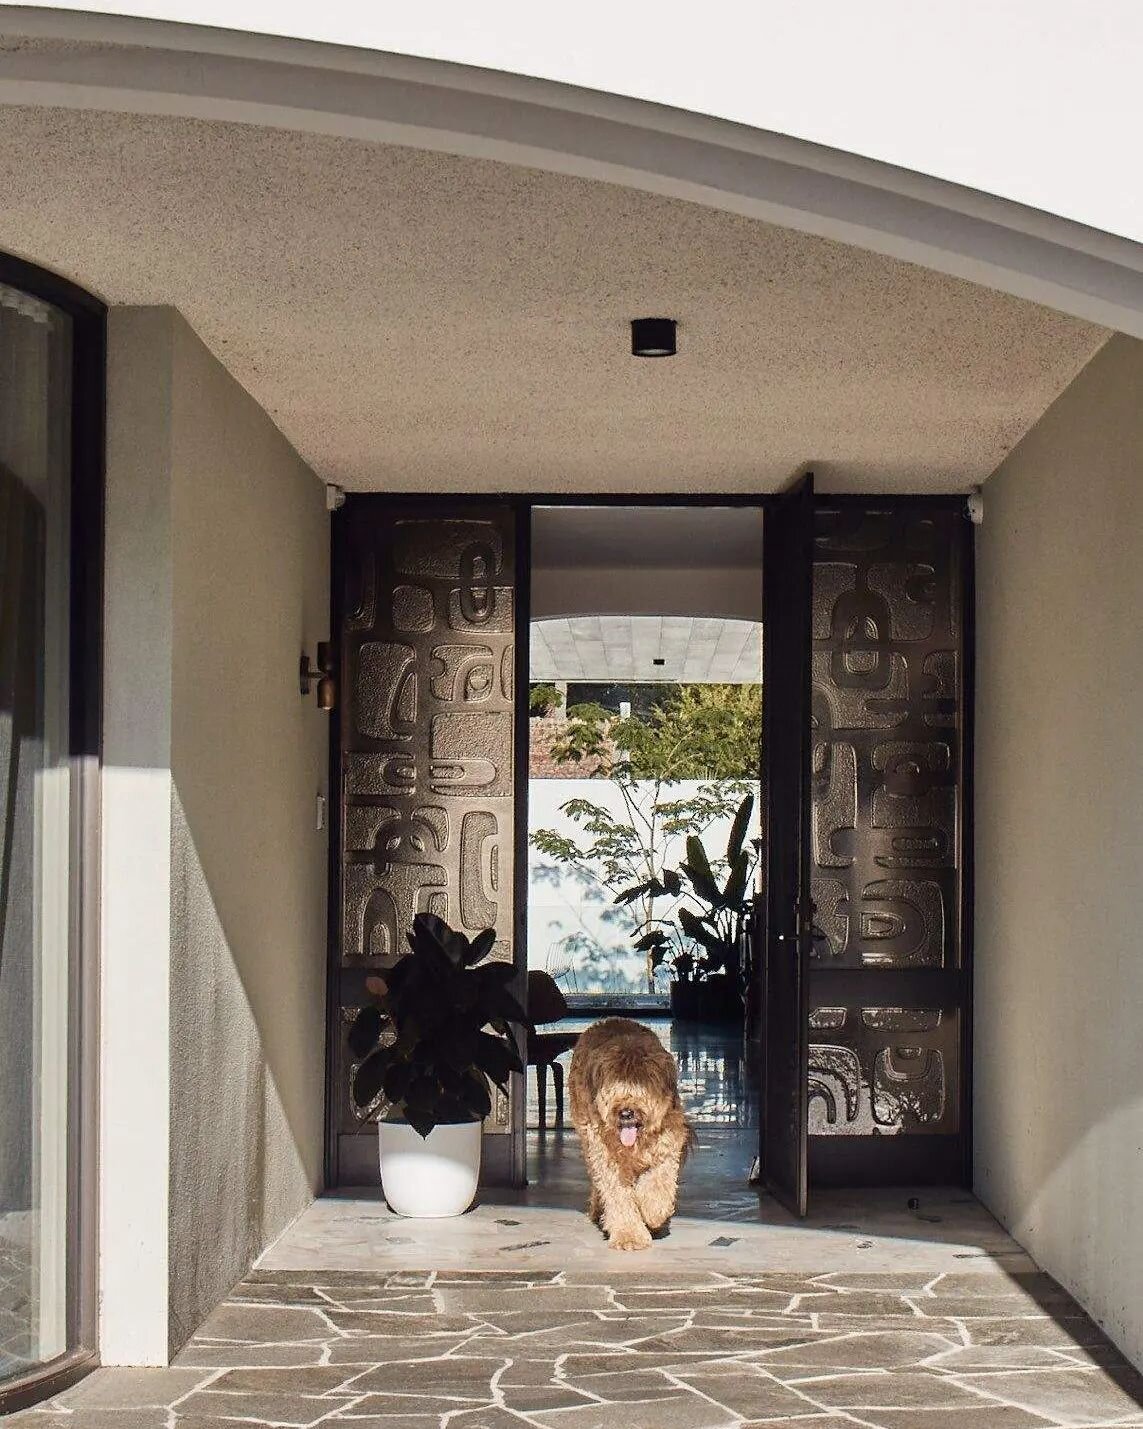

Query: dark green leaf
<box><xmin>722</xmin><ymin>850</ymin><xmax>750</xmax><ymax>909</ymax></box>
<box><xmin>404</xmin><ymin>1074</ymin><xmax>438</xmax><ymax>1112</ymax></box>
<box><xmin>405</xmin><ymin>1106</ymin><xmax>436</xmax><ymax>1139</ymax></box>
<box><xmin>382</xmin><ymin>1060</ymin><xmax>413</xmax><ymax>1103</ymax></box>
<box><xmin>465</xmin><ymin>928</ymin><xmax>497</xmax><ymax>965</ymax></box>
<box><xmin>347</xmin><ymin>1004</ymin><xmax>384</xmax><ymax>1059</ymax></box>
<box><xmin>683</xmin><ymin>836</ymin><xmax>721</xmax><ymax>904</ymax></box>
<box><xmin>474</xmin><ymin>1030</ymin><xmax>523</xmax><ymax>1087</ymax></box>
<box><xmin>726</xmin><ymin>794</ymin><xmax>754</xmax><ymax>863</ymax></box>
<box><xmin>463</xmin><ymin>1071</ymin><xmax>493</xmax><ymax>1118</ymax></box>
<box><xmin>679</xmin><ymin>906</ymin><xmax>726</xmax><ymax>955</ymax></box>
<box><xmin>351</xmin><ymin>1049</ymin><xmax>390</xmax><ymax>1109</ymax></box>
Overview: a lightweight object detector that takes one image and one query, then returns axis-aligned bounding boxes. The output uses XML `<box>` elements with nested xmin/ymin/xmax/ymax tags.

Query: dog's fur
<box><xmin>568</xmin><ymin>1018</ymin><xmax>694</xmax><ymax>1251</ymax></box>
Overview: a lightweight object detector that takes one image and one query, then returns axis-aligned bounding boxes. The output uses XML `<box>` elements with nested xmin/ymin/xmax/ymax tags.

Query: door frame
<box><xmin>0</xmin><ymin>252</ymin><xmax>105</xmax><ymax>1413</ymax></box>
<box><xmin>324</xmin><ymin>488</ymin><xmax>974</xmax><ymax>1194</ymax></box>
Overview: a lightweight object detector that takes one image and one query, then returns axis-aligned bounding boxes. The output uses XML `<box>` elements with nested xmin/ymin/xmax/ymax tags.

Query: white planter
<box><xmin>378</xmin><ymin>1119</ymin><xmax>482</xmax><ymax>1218</ymax></box>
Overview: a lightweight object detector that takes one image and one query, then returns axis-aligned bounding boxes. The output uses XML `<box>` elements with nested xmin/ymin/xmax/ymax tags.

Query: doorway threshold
<box><xmin>261</xmin><ymin>1186</ymin><xmax>1033</xmax><ymax>1279</ymax></box>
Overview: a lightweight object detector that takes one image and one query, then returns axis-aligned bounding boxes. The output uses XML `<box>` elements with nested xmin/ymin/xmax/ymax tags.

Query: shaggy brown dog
<box><xmin>568</xmin><ymin>1019</ymin><xmax>694</xmax><ymax>1251</ymax></box>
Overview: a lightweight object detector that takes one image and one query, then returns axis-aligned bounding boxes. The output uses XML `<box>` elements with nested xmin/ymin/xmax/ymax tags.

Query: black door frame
<box><xmin>325</xmin><ymin>489</ymin><xmax>973</xmax><ymax>1196</ymax></box>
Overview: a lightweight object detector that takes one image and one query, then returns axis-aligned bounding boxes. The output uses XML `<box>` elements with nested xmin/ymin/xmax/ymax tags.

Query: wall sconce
<box><xmin>300</xmin><ymin>642</ymin><xmax>336</xmax><ymax>711</ymax></box>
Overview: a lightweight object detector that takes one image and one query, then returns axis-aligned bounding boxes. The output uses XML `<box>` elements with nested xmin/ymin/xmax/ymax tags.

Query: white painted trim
<box><xmin>1</xmin><ymin>8</ymin><xmax>1142</xmax><ymax>335</ymax></box>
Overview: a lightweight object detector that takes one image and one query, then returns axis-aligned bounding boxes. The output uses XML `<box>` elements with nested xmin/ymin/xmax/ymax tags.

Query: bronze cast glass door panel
<box><xmin>328</xmin><ymin>500</ymin><xmax>523</xmax><ymax>1187</ymax></box>
<box><xmin>807</xmin><ymin>499</ymin><xmax>969</xmax><ymax>1184</ymax></box>
<box><xmin>760</xmin><ymin>473</ymin><xmax>815</xmax><ymax>1217</ymax></box>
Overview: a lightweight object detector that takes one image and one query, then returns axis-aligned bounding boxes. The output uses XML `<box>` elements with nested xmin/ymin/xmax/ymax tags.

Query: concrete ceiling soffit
<box><xmin>1</xmin><ymin>9</ymin><xmax>1143</xmax><ymax>337</ymax></box>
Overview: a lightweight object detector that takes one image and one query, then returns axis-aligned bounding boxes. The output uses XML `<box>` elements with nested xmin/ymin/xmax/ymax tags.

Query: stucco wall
<box><xmin>975</xmin><ymin>333</ymin><xmax>1143</xmax><ymax>1367</ymax></box>
<box><xmin>166</xmin><ymin>314</ymin><xmax>329</xmax><ymax>1354</ymax></box>
<box><xmin>101</xmin><ymin>307</ymin><xmax>329</xmax><ymax>1363</ymax></box>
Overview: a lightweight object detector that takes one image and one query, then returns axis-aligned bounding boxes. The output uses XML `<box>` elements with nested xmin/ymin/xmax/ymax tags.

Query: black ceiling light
<box><xmin>631</xmin><ymin>316</ymin><xmax>677</xmax><ymax>358</ymax></box>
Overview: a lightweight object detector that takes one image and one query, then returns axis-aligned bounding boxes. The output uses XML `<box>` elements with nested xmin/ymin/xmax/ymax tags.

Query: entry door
<box><xmin>760</xmin><ymin>473</ymin><xmax>815</xmax><ymax>1216</ymax></box>
<box><xmin>327</xmin><ymin>499</ymin><xmax>524</xmax><ymax>1187</ymax></box>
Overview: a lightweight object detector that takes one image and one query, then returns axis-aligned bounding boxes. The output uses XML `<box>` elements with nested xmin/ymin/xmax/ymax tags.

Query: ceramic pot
<box><xmin>377</xmin><ymin>1119</ymin><xmax>481</xmax><ymax>1217</ymax></box>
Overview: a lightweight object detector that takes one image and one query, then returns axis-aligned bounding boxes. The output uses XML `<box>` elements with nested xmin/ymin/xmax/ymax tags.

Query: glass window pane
<box><xmin>0</xmin><ymin>281</ymin><xmax>73</xmax><ymax>1380</ymax></box>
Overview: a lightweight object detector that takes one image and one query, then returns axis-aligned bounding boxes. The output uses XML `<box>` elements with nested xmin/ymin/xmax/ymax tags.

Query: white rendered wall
<box><xmin>101</xmin><ymin>307</ymin><xmax>329</xmax><ymax>1364</ymax></box>
<box><xmin>12</xmin><ymin>1</ymin><xmax>1143</xmax><ymax>244</ymax></box>
<box><xmin>975</xmin><ymin>333</ymin><xmax>1143</xmax><ymax>1368</ymax></box>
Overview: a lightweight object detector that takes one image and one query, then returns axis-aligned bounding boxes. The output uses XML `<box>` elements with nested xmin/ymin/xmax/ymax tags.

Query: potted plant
<box><xmin>347</xmin><ymin>912</ymin><xmax>529</xmax><ymax>1217</ymax></box>
<box><xmin>619</xmin><ymin>794</ymin><xmax>759</xmax><ymax>1023</ymax></box>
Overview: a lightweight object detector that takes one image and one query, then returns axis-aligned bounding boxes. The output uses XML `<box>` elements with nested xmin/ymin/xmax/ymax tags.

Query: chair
<box><xmin>526</xmin><ymin>970</ymin><xmax>580</xmax><ymax>1128</ymax></box>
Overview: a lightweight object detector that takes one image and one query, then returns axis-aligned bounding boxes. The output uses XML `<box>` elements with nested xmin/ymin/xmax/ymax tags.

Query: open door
<box><xmin>760</xmin><ymin>472</ymin><xmax>814</xmax><ymax>1216</ymax></box>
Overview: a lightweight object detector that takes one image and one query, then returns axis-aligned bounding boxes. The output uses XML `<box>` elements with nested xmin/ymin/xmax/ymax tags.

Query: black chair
<box><xmin>526</xmin><ymin>970</ymin><xmax>579</xmax><ymax>1127</ymax></box>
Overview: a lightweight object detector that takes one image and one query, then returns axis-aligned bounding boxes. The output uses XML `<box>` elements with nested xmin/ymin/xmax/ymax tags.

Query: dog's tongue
<box><xmin>619</xmin><ymin>1126</ymin><xmax>638</xmax><ymax>1148</ymax></box>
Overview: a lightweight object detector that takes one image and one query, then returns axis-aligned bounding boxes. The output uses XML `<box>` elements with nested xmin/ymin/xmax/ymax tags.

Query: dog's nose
<box><xmin>618</xmin><ymin>1108</ymin><xmax>637</xmax><ymax>1125</ymax></box>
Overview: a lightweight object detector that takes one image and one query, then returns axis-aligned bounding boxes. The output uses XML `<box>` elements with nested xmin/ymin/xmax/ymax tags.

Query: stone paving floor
<box><xmin>8</xmin><ymin>1266</ymin><xmax>1143</xmax><ymax>1428</ymax></box>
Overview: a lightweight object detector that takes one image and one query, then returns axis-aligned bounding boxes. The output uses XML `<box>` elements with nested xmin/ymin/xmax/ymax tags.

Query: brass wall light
<box><xmin>300</xmin><ymin>642</ymin><xmax>336</xmax><ymax>711</ymax></box>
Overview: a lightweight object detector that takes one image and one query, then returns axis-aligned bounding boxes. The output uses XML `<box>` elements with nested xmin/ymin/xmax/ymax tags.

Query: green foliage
<box><xmin>347</xmin><ymin>913</ymin><xmax>529</xmax><ymax>1139</ymax></box>
<box><xmin>528</xmin><ymin>682</ymin><xmax>562</xmax><ymax>716</ymax></box>
<box><xmin>617</xmin><ymin>794</ymin><xmax>760</xmax><ymax>986</ymax></box>
<box><xmin>529</xmin><ymin>685</ymin><xmax>761</xmax><ymax>991</ymax></box>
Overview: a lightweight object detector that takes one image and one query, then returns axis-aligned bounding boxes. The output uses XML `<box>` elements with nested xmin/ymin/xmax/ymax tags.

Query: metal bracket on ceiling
<box><xmin>325</xmin><ymin>482</ymin><xmax>346</xmax><ymax>512</ymax></box>
<box><xmin>967</xmin><ymin>487</ymin><xmax>984</xmax><ymax>525</ymax></box>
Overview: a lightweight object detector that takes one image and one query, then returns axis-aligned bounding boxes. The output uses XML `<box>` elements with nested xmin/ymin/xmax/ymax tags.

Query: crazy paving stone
<box><xmin>54</xmin><ymin>1367</ymin><xmax>209</xmax><ymax>1407</ymax></box>
<box><xmin>346</xmin><ymin>1355</ymin><xmax>511</xmax><ymax>1397</ymax></box>
<box><xmin>953</xmin><ymin>1366</ymin><xmax>1143</xmax><ymax>1422</ymax></box>
<box><xmin>792</xmin><ymin>1368</ymin><xmax>999</xmax><ymax>1409</ymax></box>
<box><xmin>323</xmin><ymin>1333</ymin><xmax>481</xmax><ymax>1363</ymax></box>
<box><xmin>527</xmin><ymin>1392</ymin><xmax>741</xmax><ymax>1429</ymax></box>
<box><xmin>435</xmin><ymin>1285</ymin><xmax>615</xmax><ymax>1314</ymax></box>
<box><xmin>207</xmin><ymin>1365</ymin><xmax>364</xmax><ymax>1394</ymax></box>
<box><xmin>323</xmin><ymin>1309</ymin><xmax>480</xmax><ymax>1334</ymax></box>
<box><xmin>174</xmin><ymin>1340</ymin><xmax>330</xmax><ymax>1369</ymax></box>
<box><xmin>866</xmin><ymin>1409</ymin><xmax>1057</xmax><ymax>1429</ymax></box>
<box><xmin>501</xmin><ymin>1384</ymin><xmax>598</xmax><ymax>1411</ymax></box>
<box><xmin>192</xmin><ymin>1302</ymin><xmax>333</xmax><ymax>1343</ymax></box>
<box><xmin>561</xmin><ymin>1367</ymin><xmax>681</xmax><ymax>1401</ymax></box>
<box><xmin>169</xmin><ymin>1389</ymin><xmax>341</xmax><ymax>1426</ymax></box>
<box><xmin>672</xmin><ymin>1368</ymin><xmax>825</xmax><ymax>1418</ymax></box>
<box><xmin>927</xmin><ymin>1342</ymin><xmax>1093</xmax><ymax>1371</ymax></box>
<box><xmin>749</xmin><ymin>1329</ymin><xmax>956</xmax><ymax>1369</ymax></box>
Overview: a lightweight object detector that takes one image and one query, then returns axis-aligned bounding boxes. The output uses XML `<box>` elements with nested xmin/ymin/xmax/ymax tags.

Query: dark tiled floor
<box><xmin>10</xmin><ymin>1268</ymin><xmax>1143</xmax><ymax>1427</ymax></box>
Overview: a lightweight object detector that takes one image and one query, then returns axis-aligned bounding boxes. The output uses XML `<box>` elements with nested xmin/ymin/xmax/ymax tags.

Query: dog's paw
<box><xmin>609</xmin><ymin>1224</ymin><xmax>653</xmax><ymax>1252</ymax></box>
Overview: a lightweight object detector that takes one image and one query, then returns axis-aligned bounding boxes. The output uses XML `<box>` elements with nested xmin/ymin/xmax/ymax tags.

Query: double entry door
<box><xmin>325</xmin><ymin>487</ymin><xmax>971</xmax><ymax>1212</ymax></box>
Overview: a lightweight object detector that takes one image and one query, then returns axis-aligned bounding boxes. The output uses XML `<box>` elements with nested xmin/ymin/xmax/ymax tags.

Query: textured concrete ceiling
<box><xmin>531</xmin><ymin>616</ymin><xmax>762</xmax><ymax>684</ymax></box>
<box><xmin>0</xmin><ymin>103</ymin><xmax>1109</xmax><ymax>493</ymax></box>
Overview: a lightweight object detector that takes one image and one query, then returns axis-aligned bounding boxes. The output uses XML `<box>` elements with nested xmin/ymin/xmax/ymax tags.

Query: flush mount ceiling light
<box><xmin>631</xmin><ymin>317</ymin><xmax>677</xmax><ymax>358</ymax></box>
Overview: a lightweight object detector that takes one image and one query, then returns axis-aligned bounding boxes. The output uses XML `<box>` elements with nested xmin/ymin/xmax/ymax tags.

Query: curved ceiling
<box><xmin>0</xmin><ymin>101</ymin><xmax>1108</xmax><ymax>493</ymax></box>
<box><xmin>531</xmin><ymin>616</ymin><xmax>762</xmax><ymax>685</ymax></box>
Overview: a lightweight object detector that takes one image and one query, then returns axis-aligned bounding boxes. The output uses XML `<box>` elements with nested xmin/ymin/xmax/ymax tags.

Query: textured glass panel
<box><xmin>337</xmin><ymin>509</ymin><xmax>517</xmax><ymax>1145</ymax></box>
<box><xmin>808</xmin><ymin>1007</ymin><xmax>957</xmax><ymax>1136</ymax></box>
<box><xmin>809</xmin><ymin>503</ymin><xmax>964</xmax><ymax>1151</ymax></box>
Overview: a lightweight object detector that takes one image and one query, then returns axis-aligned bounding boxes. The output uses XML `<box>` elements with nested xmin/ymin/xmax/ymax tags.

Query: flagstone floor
<box><xmin>9</xmin><ymin>1265</ymin><xmax>1143</xmax><ymax>1428</ymax></box>
<box><xmin>9</xmin><ymin>1025</ymin><xmax>1143</xmax><ymax>1425</ymax></box>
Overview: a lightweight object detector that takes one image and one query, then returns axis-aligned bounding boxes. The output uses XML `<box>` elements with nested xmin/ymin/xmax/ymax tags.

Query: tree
<box><xmin>529</xmin><ymin>685</ymin><xmax>761</xmax><ymax>991</ymax></box>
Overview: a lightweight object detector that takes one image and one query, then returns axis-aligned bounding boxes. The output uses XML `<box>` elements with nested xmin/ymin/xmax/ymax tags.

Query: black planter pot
<box><xmin>669</xmin><ymin>974</ymin><xmax>742</xmax><ymax>1024</ymax></box>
